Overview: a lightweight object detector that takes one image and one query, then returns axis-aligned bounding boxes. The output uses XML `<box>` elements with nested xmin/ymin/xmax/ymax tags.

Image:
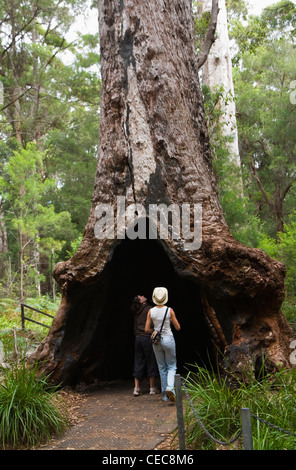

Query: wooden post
<box><xmin>175</xmin><ymin>374</ymin><xmax>186</xmax><ymax>450</ymax></box>
<box><xmin>21</xmin><ymin>303</ymin><xmax>25</xmax><ymax>330</ymax></box>
<box><xmin>241</xmin><ymin>408</ymin><xmax>253</xmax><ymax>450</ymax></box>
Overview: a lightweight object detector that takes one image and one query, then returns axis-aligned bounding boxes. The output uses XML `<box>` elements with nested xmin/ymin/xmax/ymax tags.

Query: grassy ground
<box><xmin>183</xmin><ymin>364</ymin><xmax>296</xmax><ymax>450</ymax></box>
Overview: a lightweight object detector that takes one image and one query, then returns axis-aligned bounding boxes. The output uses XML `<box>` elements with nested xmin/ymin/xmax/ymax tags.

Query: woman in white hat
<box><xmin>145</xmin><ymin>287</ymin><xmax>180</xmax><ymax>402</ymax></box>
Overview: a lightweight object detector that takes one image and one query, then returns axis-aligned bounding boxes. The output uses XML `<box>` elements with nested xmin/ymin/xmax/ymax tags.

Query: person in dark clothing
<box><xmin>131</xmin><ymin>295</ymin><xmax>158</xmax><ymax>396</ymax></box>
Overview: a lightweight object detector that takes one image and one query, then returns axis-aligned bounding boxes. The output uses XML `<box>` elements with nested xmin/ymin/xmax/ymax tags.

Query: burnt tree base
<box><xmin>35</xmin><ymin>239</ymin><xmax>218</xmax><ymax>386</ymax></box>
<box><xmin>31</xmin><ymin>234</ymin><xmax>293</xmax><ymax>387</ymax></box>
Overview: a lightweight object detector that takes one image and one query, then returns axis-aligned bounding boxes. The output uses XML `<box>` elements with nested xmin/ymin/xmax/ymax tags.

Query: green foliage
<box><xmin>184</xmin><ymin>365</ymin><xmax>296</xmax><ymax>450</ymax></box>
<box><xmin>0</xmin><ymin>294</ymin><xmax>65</xmax><ymax>450</ymax></box>
<box><xmin>66</xmin><ymin>235</ymin><xmax>83</xmax><ymax>258</ymax></box>
<box><xmin>0</xmin><ymin>309</ymin><xmax>20</xmax><ymax>331</ymax></box>
<box><xmin>260</xmin><ymin>0</ymin><xmax>296</xmax><ymax>41</ymax></box>
<box><xmin>184</xmin><ymin>366</ymin><xmax>242</xmax><ymax>450</ymax></box>
<box><xmin>229</xmin><ymin>0</ymin><xmax>296</xmax><ymax>63</ymax></box>
<box><xmin>0</xmin><ymin>0</ymin><xmax>100</xmax><ymax>300</ymax></box>
<box><xmin>192</xmin><ymin>1</ymin><xmax>211</xmax><ymax>54</ymax></box>
<box><xmin>44</xmin><ymin>107</ymin><xmax>98</xmax><ymax>233</ymax></box>
<box><xmin>258</xmin><ymin>212</ymin><xmax>296</xmax><ymax>297</ymax></box>
<box><xmin>281</xmin><ymin>298</ymin><xmax>296</xmax><ymax>326</ymax></box>
<box><xmin>229</xmin><ymin>1</ymin><xmax>296</xmax><ymax>238</ymax></box>
<box><xmin>234</xmin><ymin>37</ymin><xmax>296</xmax><ymax>235</ymax></box>
<box><xmin>0</xmin><ymin>361</ymin><xmax>69</xmax><ymax>449</ymax></box>
<box><xmin>0</xmin><ymin>295</ymin><xmax>59</xmax><ymax>363</ymax></box>
<box><xmin>0</xmin><ymin>143</ymin><xmax>74</xmax><ymax>299</ymax></box>
<box><xmin>201</xmin><ymin>84</ymin><xmax>265</xmax><ymax>247</ymax></box>
<box><xmin>0</xmin><ymin>328</ymin><xmax>43</xmax><ymax>364</ymax></box>
<box><xmin>220</xmin><ymin>1</ymin><xmax>296</xmax><ymax>314</ymax></box>
<box><xmin>226</xmin><ymin>0</ymin><xmax>248</xmax><ymax>21</ymax></box>
<box><xmin>0</xmin><ymin>0</ymin><xmax>85</xmax><ymax>145</ymax></box>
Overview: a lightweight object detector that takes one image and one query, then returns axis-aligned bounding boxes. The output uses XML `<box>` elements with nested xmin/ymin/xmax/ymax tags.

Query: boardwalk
<box><xmin>40</xmin><ymin>380</ymin><xmax>177</xmax><ymax>451</ymax></box>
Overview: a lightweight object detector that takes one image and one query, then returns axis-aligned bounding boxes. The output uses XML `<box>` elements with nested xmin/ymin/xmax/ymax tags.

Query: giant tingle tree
<box><xmin>32</xmin><ymin>0</ymin><xmax>293</xmax><ymax>386</ymax></box>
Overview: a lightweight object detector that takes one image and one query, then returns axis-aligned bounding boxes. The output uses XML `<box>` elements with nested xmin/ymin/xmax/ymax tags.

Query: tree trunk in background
<box><xmin>31</xmin><ymin>0</ymin><xmax>292</xmax><ymax>386</ymax></box>
<box><xmin>201</xmin><ymin>0</ymin><xmax>242</xmax><ymax>173</ymax></box>
<box><xmin>0</xmin><ymin>198</ymin><xmax>8</xmax><ymax>277</ymax></box>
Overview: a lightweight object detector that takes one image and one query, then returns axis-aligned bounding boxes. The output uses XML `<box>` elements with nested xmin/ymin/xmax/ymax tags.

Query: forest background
<box><xmin>0</xmin><ymin>0</ymin><xmax>295</xmax><ymax>331</ymax></box>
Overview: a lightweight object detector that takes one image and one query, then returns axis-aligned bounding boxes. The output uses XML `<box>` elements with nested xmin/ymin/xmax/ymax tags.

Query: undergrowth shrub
<box><xmin>183</xmin><ymin>365</ymin><xmax>296</xmax><ymax>450</ymax></box>
<box><xmin>0</xmin><ymin>361</ymin><xmax>69</xmax><ymax>449</ymax></box>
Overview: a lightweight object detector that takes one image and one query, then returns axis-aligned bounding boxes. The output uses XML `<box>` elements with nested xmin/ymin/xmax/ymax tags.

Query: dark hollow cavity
<box><xmin>57</xmin><ymin>237</ymin><xmax>215</xmax><ymax>386</ymax></box>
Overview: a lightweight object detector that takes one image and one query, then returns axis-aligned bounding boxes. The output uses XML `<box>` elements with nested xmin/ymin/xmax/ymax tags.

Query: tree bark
<box><xmin>31</xmin><ymin>0</ymin><xmax>293</xmax><ymax>386</ymax></box>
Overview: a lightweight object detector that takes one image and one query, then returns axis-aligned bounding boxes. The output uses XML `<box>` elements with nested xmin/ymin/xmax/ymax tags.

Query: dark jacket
<box><xmin>131</xmin><ymin>301</ymin><xmax>151</xmax><ymax>337</ymax></box>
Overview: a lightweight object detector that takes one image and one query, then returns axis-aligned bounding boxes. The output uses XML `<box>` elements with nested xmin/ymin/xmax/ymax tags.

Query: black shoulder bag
<box><xmin>150</xmin><ymin>307</ymin><xmax>169</xmax><ymax>345</ymax></box>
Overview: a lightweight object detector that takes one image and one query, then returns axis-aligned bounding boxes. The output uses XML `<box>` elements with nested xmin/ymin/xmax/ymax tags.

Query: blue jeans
<box><xmin>153</xmin><ymin>335</ymin><xmax>177</xmax><ymax>401</ymax></box>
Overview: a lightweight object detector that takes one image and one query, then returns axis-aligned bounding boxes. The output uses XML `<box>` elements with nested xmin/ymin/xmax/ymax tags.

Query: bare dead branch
<box><xmin>0</xmin><ymin>8</ymin><xmax>40</xmax><ymax>64</ymax></box>
<box><xmin>250</xmin><ymin>155</ymin><xmax>274</xmax><ymax>210</ymax></box>
<box><xmin>197</xmin><ymin>0</ymin><xmax>219</xmax><ymax>70</ymax></box>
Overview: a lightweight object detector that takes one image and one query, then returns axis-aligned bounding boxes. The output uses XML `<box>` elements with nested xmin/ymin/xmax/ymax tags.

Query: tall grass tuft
<box><xmin>0</xmin><ymin>361</ymin><xmax>69</xmax><ymax>449</ymax></box>
<box><xmin>183</xmin><ymin>364</ymin><xmax>296</xmax><ymax>450</ymax></box>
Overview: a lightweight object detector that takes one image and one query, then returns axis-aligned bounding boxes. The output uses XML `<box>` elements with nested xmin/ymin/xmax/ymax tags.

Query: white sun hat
<box><xmin>152</xmin><ymin>287</ymin><xmax>168</xmax><ymax>305</ymax></box>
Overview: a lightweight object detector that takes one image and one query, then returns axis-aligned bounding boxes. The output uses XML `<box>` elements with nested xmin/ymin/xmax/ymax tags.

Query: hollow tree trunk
<box><xmin>31</xmin><ymin>0</ymin><xmax>293</xmax><ymax>386</ymax></box>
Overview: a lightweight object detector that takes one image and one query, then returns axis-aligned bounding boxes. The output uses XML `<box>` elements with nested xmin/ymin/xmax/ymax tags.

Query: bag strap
<box><xmin>159</xmin><ymin>307</ymin><xmax>169</xmax><ymax>334</ymax></box>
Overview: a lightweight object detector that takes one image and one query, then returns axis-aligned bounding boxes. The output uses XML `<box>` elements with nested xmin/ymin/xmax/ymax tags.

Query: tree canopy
<box><xmin>0</xmin><ymin>0</ymin><xmax>99</xmax><ymax>299</ymax></box>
